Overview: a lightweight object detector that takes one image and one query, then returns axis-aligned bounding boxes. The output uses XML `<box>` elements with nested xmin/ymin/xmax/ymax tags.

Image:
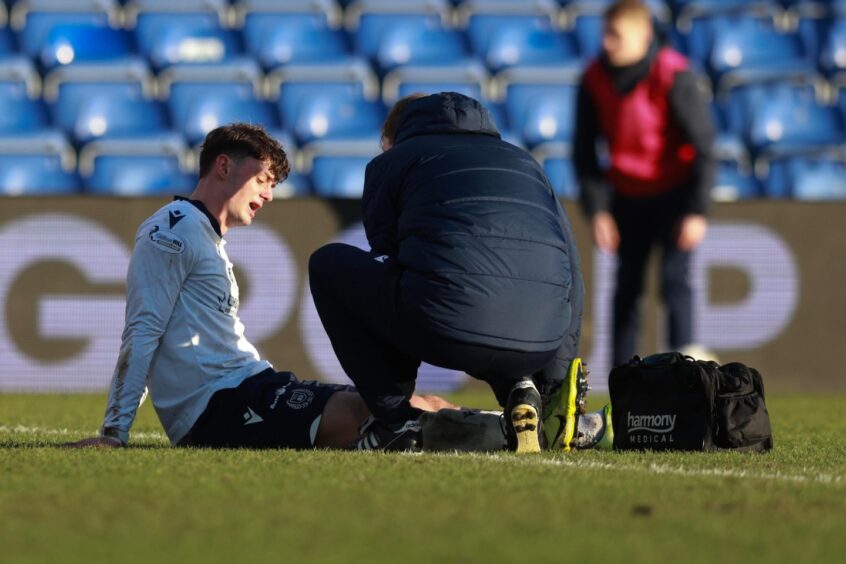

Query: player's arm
<box><xmin>573</xmin><ymin>79</ymin><xmax>611</xmax><ymax>219</ymax></box>
<box><xmin>669</xmin><ymin>70</ymin><xmax>715</xmax><ymax>250</ymax></box>
<box><xmin>66</xmin><ymin>224</ymin><xmax>194</xmax><ymax>447</ymax></box>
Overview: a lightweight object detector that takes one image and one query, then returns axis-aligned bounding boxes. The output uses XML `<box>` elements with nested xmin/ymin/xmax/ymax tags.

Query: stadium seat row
<box><xmin>3</xmin><ymin>128</ymin><xmax>845</xmax><ymax>200</ymax></box>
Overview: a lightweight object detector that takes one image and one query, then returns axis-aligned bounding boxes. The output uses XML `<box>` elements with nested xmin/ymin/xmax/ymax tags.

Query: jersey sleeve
<box><xmin>100</xmin><ymin>222</ymin><xmax>196</xmax><ymax>445</ymax></box>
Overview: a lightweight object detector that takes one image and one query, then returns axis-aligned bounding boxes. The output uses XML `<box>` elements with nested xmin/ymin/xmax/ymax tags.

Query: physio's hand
<box><xmin>63</xmin><ymin>436</ymin><xmax>123</xmax><ymax>449</ymax></box>
<box><xmin>592</xmin><ymin>212</ymin><xmax>620</xmax><ymax>254</ymax></box>
<box><xmin>676</xmin><ymin>214</ymin><xmax>708</xmax><ymax>251</ymax></box>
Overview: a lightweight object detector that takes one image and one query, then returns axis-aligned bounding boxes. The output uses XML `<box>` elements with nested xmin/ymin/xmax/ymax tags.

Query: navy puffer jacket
<box><xmin>362</xmin><ymin>92</ymin><xmax>582</xmax><ymax>353</ymax></box>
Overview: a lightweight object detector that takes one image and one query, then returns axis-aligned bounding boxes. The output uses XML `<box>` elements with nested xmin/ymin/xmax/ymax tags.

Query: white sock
<box><xmin>571</xmin><ymin>409</ymin><xmax>606</xmax><ymax>449</ymax></box>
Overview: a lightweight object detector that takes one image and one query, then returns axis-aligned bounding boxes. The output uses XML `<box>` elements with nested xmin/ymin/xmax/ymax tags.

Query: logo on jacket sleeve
<box><xmin>169</xmin><ymin>210</ymin><xmax>186</xmax><ymax>228</ymax></box>
<box><xmin>148</xmin><ymin>225</ymin><xmax>185</xmax><ymax>254</ymax></box>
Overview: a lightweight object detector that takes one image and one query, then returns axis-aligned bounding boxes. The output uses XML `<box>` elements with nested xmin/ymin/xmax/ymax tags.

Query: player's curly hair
<box><xmin>199</xmin><ymin>123</ymin><xmax>290</xmax><ymax>185</ymax></box>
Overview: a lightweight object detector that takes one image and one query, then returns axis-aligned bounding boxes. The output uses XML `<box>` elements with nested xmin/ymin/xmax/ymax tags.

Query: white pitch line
<box><xmin>0</xmin><ymin>425</ymin><xmax>168</xmax><ymax>441</ymax></box>
<box><xmin>450</xmin><ymin>452</ymin><xmax>845</xmax><ymax>487</ymax></box>
<box><xmin>3</xmin><ymin>425</ymin><xmax>842</xmax><ymax>486</ymax></box>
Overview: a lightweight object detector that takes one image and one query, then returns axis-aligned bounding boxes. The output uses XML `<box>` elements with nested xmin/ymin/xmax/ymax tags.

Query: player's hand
<box><xmin>411</xmin><ymin>394</ymin><xmax>459</xmax><ymax>411</ymax></box>
<box><xmin>676</xmin><ymin>214</ymin><xmax>708</xmax><ymax>251</ymax></box>
<box><xmin>592</xmin><ymin>212</ymin><xmax>620</xmax><ymax>254</ymax></box>
<box><xmin>63</xmin><ymin>436</ymin><xmax>123</xmax><ymax>449</ymax></box>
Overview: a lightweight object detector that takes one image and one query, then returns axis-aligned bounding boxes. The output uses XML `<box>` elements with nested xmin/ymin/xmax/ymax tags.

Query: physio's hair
<box><xmin>381</xmin><ymin>93</ymin><xmax>428</xmax><ymax>147</ymax></box>
<box><xmin>604</xmin><ymin>0</ymin><xmax>652</xmax><ymax>24</ymax></box>
<box><xmin>198</xmin><ymin>123</ymin><xmax>290</xmax><ymax>184</ymax></box>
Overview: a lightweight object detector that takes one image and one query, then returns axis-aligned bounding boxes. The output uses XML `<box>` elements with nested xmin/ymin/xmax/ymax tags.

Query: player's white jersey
<box><xmin>101</xmin><ymin>198</ymin><xmax>271</xmax><ymax>445</ymax></box>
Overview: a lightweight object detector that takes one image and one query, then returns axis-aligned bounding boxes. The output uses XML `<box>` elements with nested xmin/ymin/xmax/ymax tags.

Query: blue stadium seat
<box><xmin>40</xmin><ymin>23</ymin><xmax>134</xmax><ymax>69</ymax></box>
<box><xmin>129</xmin><ymin>1</ymin><xmax>239</xmax><ymax>70</ymax></box>
<box><xmin>482</xmin><ymin>26</ymin><xmax>579</xmax><ymax>72</ymax></box>
<box><xmin>532</xmin><ymin>142</ymin><xmax>579</xmax><ymax>199</ymax></box>
<box><xmin>0</xmin><ymin>28</ymin><xmax>17</xmax><ymax>55</ymax></box>
<box><xmin>268</xmin><ymin>59</ymin><xmax>382</xmax><ymax>143</ymax></box>
<box><xmin>720</xmin><ymin>81</ymin><xmax>817</xmax><ymax>141</ymax></box>
<box><xmin>500</xmin><ymin>69</ymin><xmax>580</xmax><ymax>147</ymax></box>
<box><xmin>787</xmin><ymin>158</ymin><xmax>846</xmax><ymax>200</ymax></box>
<box><xmin>290</xmin><ymin>97</ymin><xmax>385</xmax><ymax>145</ymax></box>
<box><xmin>0</xmin><ymin>130</ymin><xmax>81</xmax><ymax>195</ymax></box>
<box><xmin>159</xmin><ymin>59</ymin><xmax>267</xmax><ymax>144</ymax></box>
<box><xmin>43</xmin><ymin>58</ymin><xmax>156</xmax><ymax>143</ymax></box>
<box><xmin>272</xmin><ymin>171</ymin><xmax>311</xmax><ymax>198</ymax></box>
<box><xmin>747</xmin><ymin>88</ymin><xmax>844</xmax><ymax>153</ymax></box>
<box><xmin>712</xmin><ymin>161</ymin><xmax>761</xmax><ymax>200</ymax></box>
<box><xmin>79</xmin><ymin>133</ymin><xmax>195</xmax><ymax>196</ymax></box>
<box><xmin>302</xmin><ymin>138</ymin><xmax>380</xmax><ymax>197</ymax></box>
<box><xmin>11</xmin><ymin>0</ymin><xmax>119</xmax><ymax>59</ymax></box>
<box><xmin>376</xmin><ymin>27</ymin><xmax>468</xmax><ymax>71</ymax></box>
<box><xmin>346</xmin><ymin>1</ymin><xmax>449</xmax><ymax>62</ymax></box>
<box><xmin>466</xmin><ymin>14</ymin><xmax>555</xmax><ymax>63</ymax></box>
<box><xmin>71</xmin><ymin>97</ymin><xmax>169</xmax><ymax>144</ymax></box>
<box><xmin>241</xmin><ymin>1</ymin><xmax>348</xmax><ymax>68</ymax></box>
<box><xmin>680</xmin><ymin>10</ymin><xmax>782</xmax><ymax>72</ymax></box>
<box><xmin>762</xmin><ymin>153</ymin><xmax>846</xmax><ymax>199</ymax></box>
<box><xmin>820</xmin><ymin>18</ymin><xmax>846</xmax><ymax>76</ymax></box>
<box><xmin>310</xmin><ymin>155</ymin><xmax>372</xmax><ymax>197</ymax></box>
<box><xmin>708</xmin><ymin>19</ymin><xmax>811</xmax><ymax>88</ymax></box>
<box><xmin>382</xmin><ymin>61</ymin><xmax>489</xmax><ymax>104</ymax></box>
<box><xmin>0</xmin><ymin>58</ymin><xmax>49</xmax><ymax>132</ymax></box>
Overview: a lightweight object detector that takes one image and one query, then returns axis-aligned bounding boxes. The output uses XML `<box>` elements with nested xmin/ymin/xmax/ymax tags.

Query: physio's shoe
<box><xmin>542</xmin><ymin>357</ymin><xmax>590</xmax><ymax>451</ymax></box>
<box><xmin>356</xmin><ymin>417</ymin><xmax>422</xmax><ymax>452</ymax></box>
<box><xmin>505</xmin><ymin>379</ymin><xmax>543</xmax><ymax>454</ymax></box>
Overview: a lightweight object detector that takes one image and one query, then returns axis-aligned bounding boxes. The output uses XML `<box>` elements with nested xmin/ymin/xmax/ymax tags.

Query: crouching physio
<box><xmin>309</xmin><ymin>92</ymin><xmax>606</xmax><ymax>452</ymax></box>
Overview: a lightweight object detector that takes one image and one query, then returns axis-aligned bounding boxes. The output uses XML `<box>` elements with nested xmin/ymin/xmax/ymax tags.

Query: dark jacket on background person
<box><xmin>575</xmin><ymin>41</ymin><xmax>716</xmax><ymax>218</ymax></box>
<box><xmin>362</xmin><ymin>92</ymin><xmax>583</xmax><ymax>354</ymax></box>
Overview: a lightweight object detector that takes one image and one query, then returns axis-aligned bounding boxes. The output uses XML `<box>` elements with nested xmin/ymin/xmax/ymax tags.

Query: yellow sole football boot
<box><xmin>505</xmin><ymin>380</ymin><xmax>543</xmax><ymax>454</ymax></box>
<box><xmin>594</xmin><ymin>404</ymin><xmax>614</xmax><ymax>451</ymax></box>
<box><xmin>542</xmin><ymin>358</ymin><xmax>590</xmax><ymax>451</ymax></box>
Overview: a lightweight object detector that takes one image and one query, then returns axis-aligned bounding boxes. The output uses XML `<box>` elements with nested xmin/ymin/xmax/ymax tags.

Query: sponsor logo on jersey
<box><xmin>148</xmin><ymin>225</ymin><xmax>185</xmax><ymax>254</ymax></box>
<box><xmin>217</xmin><ymin>292</ymin><xmax>239</xmax><ymax>315</ymax></box>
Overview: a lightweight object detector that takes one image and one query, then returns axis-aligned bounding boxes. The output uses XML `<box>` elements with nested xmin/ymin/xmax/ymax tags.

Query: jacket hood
<box><xmin>392</xmin><ymin>92</ymin><xmax>501</xmax><ymax>145</ymax></box>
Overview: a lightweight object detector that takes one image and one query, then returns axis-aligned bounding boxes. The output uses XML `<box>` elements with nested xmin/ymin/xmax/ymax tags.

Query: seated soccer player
<box><xmin>66</xmin><ymin>123</ymin><xmax>461</xmax><ymax>450</ymax></box>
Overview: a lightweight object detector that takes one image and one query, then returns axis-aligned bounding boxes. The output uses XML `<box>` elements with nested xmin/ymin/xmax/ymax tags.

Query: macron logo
<box><xmin>243</xmin><ymin>407</ymin><xmax>264</xmax><ymax>426</ymax></box>
<box><xmin>627</xmin><ymin>412</ymin><xmax>676</xmax><ymax>434</ymax></box>
<box><xmin>374</xmin><ymin>255</ymin><xmax>389</xmax><ymax>263</ymax></box>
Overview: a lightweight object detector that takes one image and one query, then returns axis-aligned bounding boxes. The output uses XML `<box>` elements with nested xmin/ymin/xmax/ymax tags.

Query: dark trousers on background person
<box><xmin>308</xmin><ymin>243</ymin><xmax>578</xmax><ymax>424</ymax></box>
<box><xmin>611</xmin><ymin>190</ymin><xmax>694</xmax><ymax>368</ymax></box>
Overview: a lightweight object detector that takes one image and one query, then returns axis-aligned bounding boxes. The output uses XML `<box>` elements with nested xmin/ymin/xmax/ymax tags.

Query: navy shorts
<box><xmin>180</xmin><ymin>369</ymin><xmax>356</xmax><ymax>449</ymax></box>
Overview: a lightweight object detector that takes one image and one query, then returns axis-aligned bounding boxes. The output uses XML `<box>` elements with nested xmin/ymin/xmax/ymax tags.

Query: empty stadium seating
<box><xmin>0</xmin><ymin>0</ymin><xmax>842</xmax><ymax>198</ymax></box>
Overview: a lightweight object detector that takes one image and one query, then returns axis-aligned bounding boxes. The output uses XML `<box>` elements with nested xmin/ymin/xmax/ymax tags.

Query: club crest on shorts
<box><xmin>286</xmin><ymin>389</ymin><xmax>315</xmax><ymax>410</ymax></box>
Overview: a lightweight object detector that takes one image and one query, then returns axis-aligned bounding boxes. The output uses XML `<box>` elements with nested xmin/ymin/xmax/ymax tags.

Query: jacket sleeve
<box><xmin>100</xmin><ymin>224</ymin><xmax>195</xmax><ymax>445</ymax></box>
<box><xmin>669</xmin><ymin>70</ymin><xmax>716</xmax><ymax>216</ymax></box>
<box><xmin>573</xmin><ymin>78</ymin><xmax>612</xmax><ymax>218</ymax></box>
<box><xmin>362</xmin><ymin>154</ymin><xmax>400</xmax><ymax>255</ymax></box>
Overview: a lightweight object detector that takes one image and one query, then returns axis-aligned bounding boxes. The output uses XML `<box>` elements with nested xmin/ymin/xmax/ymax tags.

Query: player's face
<box><xmin>225</xmin><ymin>157</ymin><xmax>274</xmax><ymax>229</ymax></box>
<box><xmin>603</xmin><ymin>16</ymin><xmax>652</xmax><ymax>67</ymax></box>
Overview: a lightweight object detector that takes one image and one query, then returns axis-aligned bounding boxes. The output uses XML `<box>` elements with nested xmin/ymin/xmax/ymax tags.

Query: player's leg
<box><xmin>612</xmin><ymin>199</ymin><xmax>654</xmax><ymax>367</ymax></box>
<box><xmin>660</xmin><ymin>237</ymin><xmax>694</xmax><ymax>351</ymax></box>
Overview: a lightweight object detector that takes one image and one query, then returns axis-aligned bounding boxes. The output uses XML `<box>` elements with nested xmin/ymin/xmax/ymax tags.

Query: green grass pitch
<box><xmin>1</xmin><ymin>392</ymin><xmax>844</xmax><ymax>563</ymax></box>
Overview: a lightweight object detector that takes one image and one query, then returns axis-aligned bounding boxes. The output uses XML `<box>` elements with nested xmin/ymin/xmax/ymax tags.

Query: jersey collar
<box><xmin>174</xmin><ymin>196</ymin><xmax>222</xmax><ymax>238</ymax></box>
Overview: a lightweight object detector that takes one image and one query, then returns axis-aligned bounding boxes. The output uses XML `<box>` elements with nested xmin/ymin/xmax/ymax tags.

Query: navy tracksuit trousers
<box><xmin>308</xmin><ymin>243</ymin><xmax>583</xmax><ymax>424</ymax></box>
<box><xmin>611</xmin><ymin>191</ymin><xmax>694</xmax><ymax>368</ymax></box>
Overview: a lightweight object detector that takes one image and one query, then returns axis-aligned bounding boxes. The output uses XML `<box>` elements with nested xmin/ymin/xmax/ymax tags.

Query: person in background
<box><xmin>574</xmin><ymin>0</ymin><xmax>716</xmax><ymax>368</ymax></box>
